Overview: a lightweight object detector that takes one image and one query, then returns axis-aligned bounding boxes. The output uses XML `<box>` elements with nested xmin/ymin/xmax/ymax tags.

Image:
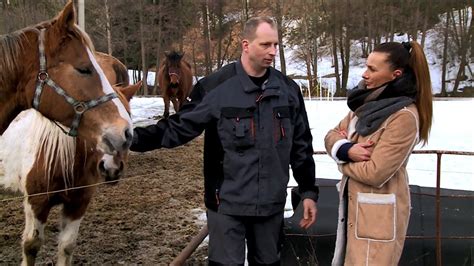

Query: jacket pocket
<box><xmin>273</xmin><ymin>106</ymin><xmax>293</xmax><ymax>145</ymax></box>
<box><xmin>220</xmin><ymin>107</ymin><xmax>256</xmax><ymax>149</ymax></box>
<box><xmin>355</xmin><ymin>192</ymin><xmax>396</xmax><ymax>241</ymax></box>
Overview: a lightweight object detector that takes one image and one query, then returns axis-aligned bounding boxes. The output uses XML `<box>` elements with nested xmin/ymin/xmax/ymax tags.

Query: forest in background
<box><xmin>0</xmin><ymin>0</ymin><xmax>472</xmax><ymax>96</ymax></box>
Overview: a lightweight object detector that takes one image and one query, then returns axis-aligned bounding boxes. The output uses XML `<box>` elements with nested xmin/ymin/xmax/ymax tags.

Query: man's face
<box><xmin>242</xmin><ymin>22</ymin><xmax>278</xmax><ymax>74</ymax></box>
<box><xmin>362</xmin><ymin>52</ymin><xmax>401</xmax><ymax>89</ymax></box>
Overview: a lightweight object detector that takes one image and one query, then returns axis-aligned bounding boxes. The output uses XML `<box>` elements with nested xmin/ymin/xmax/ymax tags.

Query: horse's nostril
<box><xmin>102</xmin><ymin>135</ymin><xmax>115</xmax><ymax>154</ymax></box>
<box><xmin>99</xmin><ymin>161</ymin><xmax>107</xmax><ymax>175</ymax></box>
<box><xmin>99</xmin><ymin>160</ymin><xmax>106</xmax><ymax>172</ymax></box>
<box><xmin>124</xmin><ymin>128</ymin><xmax>133</xmax><ymax>149</ymax></box>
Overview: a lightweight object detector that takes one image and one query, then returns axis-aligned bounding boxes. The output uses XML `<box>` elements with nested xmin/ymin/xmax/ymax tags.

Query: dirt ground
<box><xmin>0</xmin><ymin>137</ymin><xmax>209</xmax><ymax>265</ymax></box>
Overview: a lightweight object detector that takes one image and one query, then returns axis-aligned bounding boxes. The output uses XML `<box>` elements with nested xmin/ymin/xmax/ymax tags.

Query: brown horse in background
<box><xmin>0</xmin><ymin>1</ymin><xmax>139</xmax><ymax>265</ymax></box>
<box><xmin>158</xmin><ymin>51</ymin><xmax>193</xmax><ymax>118</ymax></box>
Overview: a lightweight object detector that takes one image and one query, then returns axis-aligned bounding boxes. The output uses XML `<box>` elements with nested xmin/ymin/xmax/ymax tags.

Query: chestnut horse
<box><xmin>158</xmin><ymin>51</ymin><xmax>193</xmax><ymax>118</ymax></box>
<box><xmin>0</xmin><ymin>1</ymin><xmax>137</xmax><ymax>265</ymax></box>
<box><xmin>95</xmin><ymin>51</ymin><xmax>130</xmax><ymax>88</ymax></box>
<box><xmin>0</xmin><ymin>63</ymin><xmax>140</xmax><ymax>266</ymax></box>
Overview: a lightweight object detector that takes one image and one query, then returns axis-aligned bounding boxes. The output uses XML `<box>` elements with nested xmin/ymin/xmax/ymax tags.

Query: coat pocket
<box><xmin>355</xmin><ymin>192</ymin><xmax>396</xmax><ymax>241</ymax></box>
<box><xmin>220</xmin><ymin>107</ymin><xmax>256</xmax><ymax>149</ymax></box>
<box><xmin>273</xmin><ymin>106</ymin><xmax>293</xmax><ymax>145</ymax></box>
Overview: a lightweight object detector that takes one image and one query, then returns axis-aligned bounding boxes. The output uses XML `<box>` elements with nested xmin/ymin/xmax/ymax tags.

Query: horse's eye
<box><xmin>76</xmin><ymin>67</ymin><xmax>93</xmax><ymax>75</ymax></box>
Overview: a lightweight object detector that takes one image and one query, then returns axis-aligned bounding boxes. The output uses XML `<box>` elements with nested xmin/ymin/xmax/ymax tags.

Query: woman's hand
<box><xmin>348</xmin><ymin>141</ymin><xmax>374</xmax><ymax>162</ymax></box>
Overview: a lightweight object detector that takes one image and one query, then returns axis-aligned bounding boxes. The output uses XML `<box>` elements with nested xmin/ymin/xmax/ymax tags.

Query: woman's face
<box><xmin>362</xmin><ymin>52</ymin><xmax>401</xmax><ymax>89</ymax></box>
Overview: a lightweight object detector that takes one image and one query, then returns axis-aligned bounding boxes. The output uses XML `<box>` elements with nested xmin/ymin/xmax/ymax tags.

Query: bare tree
<box><xmin>104</xmin><ymin>0</ymin><xmax>112</xmax><ymax>55</ymax></box>
<box><xmin>139</xmin><ymin>0</ymin><xmax>148</xmax><ymax>95</ymax></box>
<box><xmin>201</xmin><ymin>0</ymin><xmax>212</xmax><ymax>75</ymax></box>
<box><xmin>450</xmin><ymin>6</ymin><xmax>473</xmax><ymax>92</ymax></box>
<box><xmin>274</xmin><ymin>0</ymin><xmax>286</xmax><ymax>75</ymax></box>
<box><xmin>441</xmin><ymin>11</ymin><xmax>450</xmax><ymax>96</ymax></box>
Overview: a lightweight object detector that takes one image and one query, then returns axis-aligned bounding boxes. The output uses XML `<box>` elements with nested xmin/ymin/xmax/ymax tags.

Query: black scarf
<box><xmin>347</xmin><ymin>70</ymin><xmax>417</xmax><ymax>136</ymax></box>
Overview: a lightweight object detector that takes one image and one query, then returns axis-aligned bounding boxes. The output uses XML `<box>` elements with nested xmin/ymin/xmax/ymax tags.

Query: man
<box><xmin>131</xmin><ymin>16</ymin><xmax>318</xmax><ymax>265</ymax></box>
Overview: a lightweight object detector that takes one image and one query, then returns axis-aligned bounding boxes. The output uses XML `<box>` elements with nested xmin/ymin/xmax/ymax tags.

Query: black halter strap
<box><xmin>33</xmin><ymin>28</ymin><xmax>118</xmax><ymax>137</ymax></box>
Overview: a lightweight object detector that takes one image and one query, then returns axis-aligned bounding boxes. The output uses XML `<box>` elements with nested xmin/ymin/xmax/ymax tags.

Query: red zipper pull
<box><xmin>215</xmin><ymin>189</ymin><xmax>220</xmax><ymax>205</ymax></box>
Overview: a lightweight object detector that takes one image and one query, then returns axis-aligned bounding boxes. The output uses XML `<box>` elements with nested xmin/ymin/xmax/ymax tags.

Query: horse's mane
<box><xmin>0</xmin><ymin>19</ymin><xmax>94</xmax><ymax>89</ymax></box>
<box><xmin>0</xmin><ymin>28</ymin><xmax>33</xmax><ymax>88</ymax></box>
<box><xmin>0</xmin><ymin>110</ymin><xmax>76</xmax><ymax>193</ymax></box>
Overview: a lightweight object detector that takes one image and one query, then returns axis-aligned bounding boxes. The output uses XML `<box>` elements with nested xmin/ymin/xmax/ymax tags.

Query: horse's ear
<box><xmin>55</xmin><ymin>0</ymin><xmax>76</xmax><ymax>32</ymax></box>
<box><xmin>119</xmin><ymin>81</ymin><xmax>142</xmax><ymax>102</ymax></box>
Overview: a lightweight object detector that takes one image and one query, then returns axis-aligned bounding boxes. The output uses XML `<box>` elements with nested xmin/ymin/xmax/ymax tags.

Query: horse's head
<box><xmin>98</xmin><ymin>81</ymin><xmax>141</xmax><ymax>183</ymax></box>
<box><xmin>164</xmin><ymin>51</ymin><xmax>185</xmax><ymax>86</ymax></box>
<box><xmin>16</xmin><ymin>1</ymin><xmax>133</xmax><ymax>156</ymax></box>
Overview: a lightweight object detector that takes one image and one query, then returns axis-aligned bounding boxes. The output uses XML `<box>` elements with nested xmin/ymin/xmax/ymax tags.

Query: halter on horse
<box><xmin>33</xmin><ymin>29</ymin><xmax>118</xmax><ymax>137</ymax></box>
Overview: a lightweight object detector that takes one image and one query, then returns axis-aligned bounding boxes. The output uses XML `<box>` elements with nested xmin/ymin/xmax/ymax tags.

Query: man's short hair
<box><xmin>242</xmin><ymin>16</ymin><xmax>277</xmax><ymax>41</ymax></box>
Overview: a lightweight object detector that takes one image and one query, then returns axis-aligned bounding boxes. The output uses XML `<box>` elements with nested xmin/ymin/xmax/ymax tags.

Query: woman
<box><xmin>325</xmin><ymin>41</ymin><xmax>432</xmax><ymax>265</ymax></box>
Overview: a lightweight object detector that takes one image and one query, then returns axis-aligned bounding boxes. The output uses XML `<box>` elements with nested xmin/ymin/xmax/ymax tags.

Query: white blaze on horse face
<box><xmin>87</xmin><ymin>48</ymin><xmax>133</xmax><ymax>154</ymax></box>
<box><xmin>102</xmin><ymin>154</ymin><xmax>120</xmax><ymax>169</ymax></box>
<box><xmin>86</xmin><ymin>49</ymin><xmax>132</xmax><ymax>126</ymax></box>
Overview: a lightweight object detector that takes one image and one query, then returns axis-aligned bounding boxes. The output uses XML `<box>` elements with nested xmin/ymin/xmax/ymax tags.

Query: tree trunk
<box><xmin>301</xmin><ymin>4</ymin><xmax>313</xmax><ymax>93</ymax></box>
<box><xmin>420</xmin><ymin>0</ymin><xmax>431</xmax><ymax>48</ymax></box>
<box><xmin>202</xmin><ymin>0</ymin><xmax>212</xmax><ymax>75</ymax></box>
<box><xmin>139</xmin><ymin>0</ymin><xmax>148</xmax><ymax>95</ymax></box>
<box><xmin>192</xmin><ymin>37</ymin><xmax>199</xmax><ymax>83</ymax></box>
<box><xmin>411</xmin><ymin>0</ymin><xmax>420</xmax><ymax>42</ymax></box>
<box><xmin>104</xmin><ymin>0</ymin><xmax>112</xmax><ymax>55</ymax></box>
<box><xmin>340</xmin><ymin>0</ymin><xmax>351</xmax><ymax>93</ymax></box>
<box><xmin>366</xmin><ymin>0</ymin><xmax>373</xmax><ymax>53</ymax></box>
<box><xmin>216</xmin><ymin>2</ymin><xmax>224</xmax><ymax>70</ymax></box>
<box><xmin>389</xmin><ymin>0</ymin><xmax>394</xmax><ymax>42</ymax></box>
<box><xmin>452</xmin><ymin>7</ymin><xmax>472</xmax><ymax>92</ymax></box>
<box><xmin>153</xmin><ymin>8</ymin><xmax>163</xmax><ymax>95</ymax></box>
<box><xmin>331</xmin><ymin>2</ymin><xmax>341</xmax><ymax>96</ymax></box>
<box><xmin>241</xmin><ymin>0</ymin><xmax>249</xmax><ymax>27</ymax></box>
<box><xmin>275</xmin><ymin>0</ymin><xmax>286</xmax><ymax>75</ymax></box>
<box><xmin>441</xmin><ymin>11</ymin><xmax>450</xmax><ymax>96</ymax></box>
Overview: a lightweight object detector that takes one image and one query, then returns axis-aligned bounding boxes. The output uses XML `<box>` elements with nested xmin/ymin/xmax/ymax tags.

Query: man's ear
<box><xmin>242</xmin><ymin>40</ymin><xmax>249</xmax><ymax>52</ymax></box>
<box><xmin>393</xmin><ymin>69</ymin><xmax>403</xmax><ymax>78</ymax></box>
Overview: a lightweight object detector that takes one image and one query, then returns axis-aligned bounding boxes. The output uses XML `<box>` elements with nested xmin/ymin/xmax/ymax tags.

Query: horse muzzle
<box><xmin>100</xmin><ymin>126</ymin><xmax>133</xmax><ymax>155</ymax></box>
<box><xmin>98</xmin><ymin>154</ymin><xmax>125</xmax><ymax>184</ymax></box>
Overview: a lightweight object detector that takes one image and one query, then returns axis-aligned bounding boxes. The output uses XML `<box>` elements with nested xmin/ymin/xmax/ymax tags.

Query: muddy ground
<box><xmin>0</xmin><ymin>137</ymin><xmax>209</xmax><ymax>265</ymax></box>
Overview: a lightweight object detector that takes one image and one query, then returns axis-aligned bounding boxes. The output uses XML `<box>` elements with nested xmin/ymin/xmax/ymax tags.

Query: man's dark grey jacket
<box><xmin>131</xmin><ymin>60</ymin><xmax>319</xmax><ymax>216</ymax></box>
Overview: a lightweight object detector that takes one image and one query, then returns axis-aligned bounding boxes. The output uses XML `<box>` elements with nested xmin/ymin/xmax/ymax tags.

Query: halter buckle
<box><xmin>73</xmin><ymin>102</ymin><xmax>87</xmax><ymax>114</ymax></box>
<box><xmin>38</xmin><ymin>72</ymin><xmax>48</xmax><ymax>81</ymax></box>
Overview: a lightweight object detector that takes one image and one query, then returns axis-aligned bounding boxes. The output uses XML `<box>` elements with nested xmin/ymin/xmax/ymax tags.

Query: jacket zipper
<box><xmin>215</xmin><ymin>188</ymin><xmax>220</xmax><ymax>205</ymax></box>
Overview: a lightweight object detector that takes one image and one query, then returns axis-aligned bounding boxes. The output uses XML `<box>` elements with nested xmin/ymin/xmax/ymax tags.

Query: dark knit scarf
<box><xmin>347</xmin><ymin>70</ymin><xmax>417</xmax><ymax>136</ymax></box>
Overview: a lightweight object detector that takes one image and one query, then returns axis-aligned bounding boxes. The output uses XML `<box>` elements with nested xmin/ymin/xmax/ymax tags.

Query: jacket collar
<box><xmin>236</xmin><ymin>60</ymin><xmax>282</xmax><ymax>96</ymax></box>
